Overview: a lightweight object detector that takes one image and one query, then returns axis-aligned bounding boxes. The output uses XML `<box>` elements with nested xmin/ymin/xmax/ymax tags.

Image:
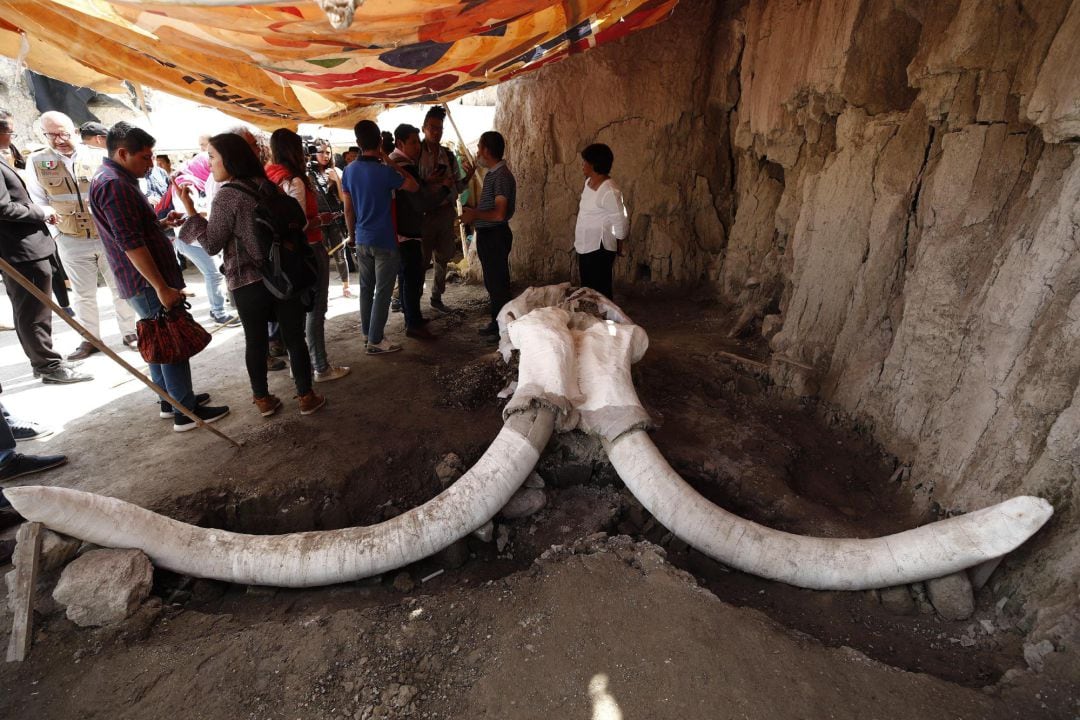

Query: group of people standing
<box><xmin>0</xmin><ymin>103</ymin><xmax>630</xmax><ymax>502</ymax></box>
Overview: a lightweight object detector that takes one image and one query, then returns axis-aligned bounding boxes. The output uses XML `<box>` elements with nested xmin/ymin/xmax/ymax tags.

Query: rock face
<box><xmin>497</xmin><ymin>0</ymin><xmax>1080</xmax><ymax>645</ymax></box>
<box><xmin>52</xmin><ymin>548</ymin><xmax>153</xmax><ymax>627</ymax></box>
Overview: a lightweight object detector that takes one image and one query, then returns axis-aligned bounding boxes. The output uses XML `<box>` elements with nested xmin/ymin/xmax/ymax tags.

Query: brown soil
<box><xmin>0</xmin><ymin>275</ymin><xmax>1073</xmax><ymax>719</ymax></box>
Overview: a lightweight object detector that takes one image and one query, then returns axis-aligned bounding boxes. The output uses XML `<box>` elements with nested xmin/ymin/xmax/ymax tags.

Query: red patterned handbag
<box><xmin>136</xmin><ymin>301</ymin><xmax>212</xmax><ymax>364</ymax></box>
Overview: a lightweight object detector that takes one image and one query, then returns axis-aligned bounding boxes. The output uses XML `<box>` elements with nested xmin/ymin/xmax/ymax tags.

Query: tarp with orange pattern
<box><xmin>0</xmin><ymin>0</ymin><xmax>677</xmax><ymax>127</ymax></box>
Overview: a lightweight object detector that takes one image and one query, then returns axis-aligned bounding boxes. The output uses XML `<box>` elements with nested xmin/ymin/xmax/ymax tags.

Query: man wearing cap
<box><xmin>79</xmin><ymin>121</ymin><xmax>108</xmax><ymax>150</ymax></box>
<box><xmin>26</xmin><ymin>112</ymin><xmax>139</xmax><ymax>358</ymax></box>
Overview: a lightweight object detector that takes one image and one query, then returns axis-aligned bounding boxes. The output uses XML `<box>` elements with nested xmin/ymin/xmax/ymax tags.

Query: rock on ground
<box><xmin>52</xmin><ymin>548</ymin><xmax>153</xmax><ymax>627</ymax></box>
<box><xmin>499</xmin><ymin>487</ymin><xmax>546</xmax><ymax>519</ymax></box>
<box><xmin>926</xmin><ymin>572</ymin><xmax>975</xmax><ymax>621</ymax></box>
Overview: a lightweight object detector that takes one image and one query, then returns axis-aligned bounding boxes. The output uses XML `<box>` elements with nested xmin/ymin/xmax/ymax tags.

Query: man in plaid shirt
<box><xmin>89</xmin><ymin>122</ymin><xmax>229</xmax><ymax>432</ymax></box>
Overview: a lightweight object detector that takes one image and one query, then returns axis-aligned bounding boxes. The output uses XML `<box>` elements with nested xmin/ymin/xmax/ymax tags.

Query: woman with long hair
<box><xmin>266</xmin><ymin>128</ymin><xmax>350</xmax><ymax>384</ymax></box>
<box><xmin>177</xmin><ymin>132</ymin><xmax>326</xmax><ymax>418</ymax></box>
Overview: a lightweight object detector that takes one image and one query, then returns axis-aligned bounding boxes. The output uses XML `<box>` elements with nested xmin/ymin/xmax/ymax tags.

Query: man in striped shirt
<box><xmin>89</xmin><ymin>122</ymin><xmax>229</xmax><ymax>432</ymax></box>
<box><xmin>461</xmin><ymin>131</ymin><xmax>516</xmax><ymax>339</ymax></box>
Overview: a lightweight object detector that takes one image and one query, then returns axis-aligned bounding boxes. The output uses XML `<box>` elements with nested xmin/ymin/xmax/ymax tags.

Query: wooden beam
<box><xmin>0</xmin><ymin>255</ymin><xmax>242</xmax><ymax>448</ymax></box>
<box><xmin>6</xmin><ymin>522</ymin><xmax>43</xmax><ymax>662</ymax></box>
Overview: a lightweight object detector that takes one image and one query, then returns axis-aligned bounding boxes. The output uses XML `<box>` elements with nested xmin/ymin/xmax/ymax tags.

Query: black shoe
<box><xmin>477</xmin><ymin>323</ymin><xmax>498</xmax><ymax>336</ymax></box>
<box><xmin>268</xmin><ymin>341</ymin><xmax>286</xmax><ymax>358</ymax></box>
<box><xmin>10</xmin><ymin>420</ymin><xmax>53</xmax><ymax>442</ymax></box>
<box><xmin>267</xmin><ymin>356</ymin><xmax>287</xmax><ymax>372</ymax></box>
<box><xmin>430</xmin><ymin>298</ymin><xmax>449</xmax><ymax>313</ymax></box>
<box><xmin>67</xmin><ymin>341</ymin><xmax>100</xmax><ymax>361</ymax></box>
<box><xmin>390</xmin><ymin>297</ymin><xmax>402</xmax><ymax>313</ymax></box>
<box><xmin>39</xmin><ymin>366</ymin><xmax>93</xmax><ymax>384</ymax></box>
<box><xmin>0</xmin><ymin>452</ymin><xmax>68</xmax><ymax>482</ymax></box>
<box><xmin>173</xmin><ymin>405</ymin><xmax>230</xmax><ymax>433</ymax></box>
<box><xmin>159</xmin><ymin>393</ymin><xmax>211</xmax><ymax>419</ymax></box>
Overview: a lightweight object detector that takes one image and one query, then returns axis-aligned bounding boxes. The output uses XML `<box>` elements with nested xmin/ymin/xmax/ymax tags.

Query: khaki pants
<box><xmin>55</xmin><ymin>233</ymin><xmax>138</xmax><ymax>341</ymax></box>
<box><xmin>421</xmin><ymin>204</ymin><xmax>460</xmax><ymax>302</ymax></box>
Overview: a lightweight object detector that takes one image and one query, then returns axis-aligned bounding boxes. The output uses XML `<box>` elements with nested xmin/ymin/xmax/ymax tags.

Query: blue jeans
<box><xmin>357</xmin><ymin>244</ymin><xmax>400</xmax><ymax>345</ymax></box>
<box><xmin>174</xmin><ymin>239</ymin><xmax>226</xmax><ymax>316</ymax></box>
<box><xmin>127</xmin><ymin>287</ymin><xmax>196</xmax><ymax>416</ymax></box>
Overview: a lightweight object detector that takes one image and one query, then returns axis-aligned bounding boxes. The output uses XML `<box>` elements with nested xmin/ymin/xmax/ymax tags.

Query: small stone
<box><xmin>472</xmin><ymin>521</ymin><xmax>494</xmax><ymax>543</ymax></box>
<box><xmin>761</xmin><ymin>314</ymin><xmax>783</xmax><ymax>341</ymax></box>
<box><xmin>878</xmin><ymin>586</ymin><xmax>916</xmax><ymax>616</ymax></box>
<box><xmin>435</xmin><ymin>453</ymin><xmax>465</xmax><ymax>488</ymax></box>
<box><xmin>52</xmin><ymin>548</ymin><xmax>153</xmax><ymax>627</ymax></box>
<box><xmin>392</xmin><ymin>572</ymin><xmax>415</xmax><ymax>593</ymax></box>
<box><xmin>523</xmin><ymin>472</ymin><xmax>545</xmax><ymax>489</ymax></box>
<box><xmin>926</xmin><ymin>572</ymin><xmax>975</xmax><ymax>621</ymax></box>
<box><xmin>496</xmin><ymin>525</ymin><xmax>511</xmax><ymax>554</ymax></box>
<box><xmin>500</xmin><ymin>488</ymin><xmax>546</xmax><ymax>519</ymax></box>
<box><xmin>1023</xmin><ymin>639</ymin><xmax>1055</xmax><ymax>673</ymax></box>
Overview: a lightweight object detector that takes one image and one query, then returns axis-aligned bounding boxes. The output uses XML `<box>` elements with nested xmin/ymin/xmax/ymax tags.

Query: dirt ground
<box><xmin>0</xmin><ymin>272</ymin><xmax>1075</xmax><ymax>718</ymax></box>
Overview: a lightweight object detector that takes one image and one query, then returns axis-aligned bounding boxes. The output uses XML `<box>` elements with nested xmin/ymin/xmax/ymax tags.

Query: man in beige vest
<box><xmin>25</xmin><ymin>112</ymin><xmax>138</xmax><ymax>359</ymax></box>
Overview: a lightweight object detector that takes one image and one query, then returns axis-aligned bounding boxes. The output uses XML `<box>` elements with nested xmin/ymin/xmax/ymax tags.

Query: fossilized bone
<box><xmin>4</xmin><ymin>286</ymin><xmax>1053</xmax><ymax>590</ymax></box>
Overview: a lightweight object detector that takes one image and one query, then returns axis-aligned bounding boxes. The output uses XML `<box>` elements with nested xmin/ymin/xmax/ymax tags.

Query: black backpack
<box><xmin>225</xmin><ymin>180</ymin><xmax>317</xmax><ymax>304</ymax></box>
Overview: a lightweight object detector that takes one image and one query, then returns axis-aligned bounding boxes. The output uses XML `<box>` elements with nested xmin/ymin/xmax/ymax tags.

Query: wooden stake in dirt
<box><xmin>441</xmin><ymin>102</ymin><xmax>476</xmax><ymax>260</ymax></box>
<box><xmin>5</xmin><ymin>522</ymin><xmax>42</xmax><ymax>662</ymax></box>
<box><xmin>0</xmin><ymin>256</ymin><xmax>243</xmax><ymax>448</ymax></box>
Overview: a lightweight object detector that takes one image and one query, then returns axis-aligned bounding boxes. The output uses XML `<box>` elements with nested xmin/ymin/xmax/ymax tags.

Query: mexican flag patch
<box><xmin>38</xmin><ymin>160</ymin><xmax>58</xmax><ymax>170</ymax></box>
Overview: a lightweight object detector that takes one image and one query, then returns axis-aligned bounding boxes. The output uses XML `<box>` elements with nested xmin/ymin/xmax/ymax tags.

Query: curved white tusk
<box><xmin>570</xmin><ymin>310</ymin><xmax>1054</xmax><ymax>591</ymax></box>
<box><xmin>605</xmin><ymin>430</ymin><xmax>1053</xmax><ymax>590</ymax></box>
<box><xmin>4</xmin><ymin>408</ymin><xmax>555</xmax><ymax>588</ymax></box>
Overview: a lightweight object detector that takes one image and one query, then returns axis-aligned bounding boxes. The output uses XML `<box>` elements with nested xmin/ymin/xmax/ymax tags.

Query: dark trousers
<box><xmin>476</xmin><ymin>224</ymin><xmax>512</xmax><ymax>324</ymax></box>
<box><xmin>2</xmin><ymin>256</ymin><xmax>62</xmax><ymax>372</ymax></box>
<box><xmin>398</xmin><ymin>239</ymin><xmax>425</xmax><ymax>328</ymax></box>
<box><xmin>578</xmin><ymin>247</ymin><xmax>616</xmax><ymax>300</ymax></box>
<box><xmin>233</xmin><ymin>282</ymin><xmax>313</xmax><ymax>398</ymax></box>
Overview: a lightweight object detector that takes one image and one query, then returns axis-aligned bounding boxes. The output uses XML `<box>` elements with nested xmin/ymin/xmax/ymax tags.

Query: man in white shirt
<box><xmin>574</xmin><ymin>143</ymin><xmax>629</xmax><ymax>300</ymax></box>
<box><xmin>25</xmin><ymin>111</ymin><xmax>138</xmax><ymax>358</ymax></box>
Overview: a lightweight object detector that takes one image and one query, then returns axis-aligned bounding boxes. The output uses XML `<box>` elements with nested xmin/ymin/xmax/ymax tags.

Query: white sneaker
<box><xmin>315</xmin><ymin>365</ymin><xmax>351</xmax><ymax>382</ymax></box>
<box><xmin>366</xmin><ymin>340</ymin><xmax>401</xmax><ymax>355</ymax></box>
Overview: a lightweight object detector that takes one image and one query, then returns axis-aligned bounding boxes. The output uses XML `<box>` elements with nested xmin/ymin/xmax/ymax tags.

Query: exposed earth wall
<box><xmin>496</xmin><ymin>0</ymin><xmax>1080</xmax><ymax>648</ymax></box>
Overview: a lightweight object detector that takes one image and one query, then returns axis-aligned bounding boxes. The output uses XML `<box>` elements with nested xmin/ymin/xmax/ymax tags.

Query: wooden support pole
<box><xmin>6</xmin><ymin>522</ymin><xmax>42</xmax><ymax>662</ymax></box>
<box><xmin>0</xmin><ymin>256</ymin><xmax>243</xmax><ymax>448</ymax></box>
<box><xmin>441</xmin><ymin>102</ymin><xmax>475</xmax><ymax>261</ymax></box>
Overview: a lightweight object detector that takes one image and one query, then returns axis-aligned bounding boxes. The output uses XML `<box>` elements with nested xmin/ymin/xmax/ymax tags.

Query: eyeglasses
<box><xmin>44</xmin><ymin>131</ymin><xmax>71</xmax><ymax>141</ymax></box>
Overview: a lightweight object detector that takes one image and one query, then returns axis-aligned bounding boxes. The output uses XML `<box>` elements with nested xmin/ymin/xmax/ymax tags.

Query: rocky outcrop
<box><xmin>496</xmin><ymin>0</ymin><xmax>1080</xmax><ymax>648</ymax></box>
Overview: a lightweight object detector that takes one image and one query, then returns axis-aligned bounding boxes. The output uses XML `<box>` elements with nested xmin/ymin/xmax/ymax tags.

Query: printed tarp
<box><xmin>0</xmin><ymin>0</ymin><xmax>677</xmax><ymax>127</ymax></box>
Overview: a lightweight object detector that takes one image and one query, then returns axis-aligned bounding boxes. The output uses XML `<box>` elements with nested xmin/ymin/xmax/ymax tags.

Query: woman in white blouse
<box><xmin>574</xmin><ymin>143</ymin><xmax>629</xmax><ymax>300</ymax></box>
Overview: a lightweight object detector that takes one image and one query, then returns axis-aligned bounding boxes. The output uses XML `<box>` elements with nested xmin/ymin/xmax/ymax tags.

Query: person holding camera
<box><xmin>308</xmin><ymin>139</ymin><xmax>351</xmax><ymax>298</ymax></box>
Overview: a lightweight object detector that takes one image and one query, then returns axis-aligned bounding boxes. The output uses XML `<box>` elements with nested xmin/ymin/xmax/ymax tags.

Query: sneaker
<box><xmin>122</xmin><ymin>333</ymin><xmax>139</xmax><ymax>349</ymax></box>
<box><xmin>390</xmin><ymin>297</ymin><xmax>402</xmax><ymax>313</ymax></box>
<box><xmin>253</xmin><ymin>394</ymin><xmax>283</xmax><ymax>417</ymax></box>
<box><xmin>33</xmin><ymin>360</ymin><xmax>81</xmax><ymax>378</ymax></box>
<box><xmin>0</xmin><ymin>452</ymin><xmax>67</xmax><ymax>482</ymax></box>
<box><xmin>10</xmin><ymin>420</ymin><xmax>53</xmax><ymax>442</ymax></box>
<box><xmin>268</xmin><ymin>341</ymin><xmax>286</xmax><ymax>358</ymax></box>
<box><xmin>297</xmin><ymin>391</ymin><xmax>326</xmax><ymax>416</ymax></box>
<box><xmin>267</xmin><ymin>356</ymin><xmax>287</xmax><ymax>372</ymax></box>
<box><xmin>405</xmin><ymin>325</ymin><xmax>437</xmax><ymax>340</ymax></box>
<box><xmin>430</xmin><ymin>298</ymin><xmax>450</xmax><ymax>313</ymax></box>
<box><xmin>211</xmin><ymin>312</ymin><xmax>242</xmax><ymax>328</ymax></box>
<box><xmin>477</xmin><ymin>323</ymin><xmax>498</xmax><ymax>336</ymax></box>
<box><xmin>39</xmin><ymin>365</ymin><xmax>93</xmax><ymax>384</ymax></box>
<box><xmin>67</xmin><ymin>341</ymin><xmax>99</xmax><ymax>361</ymax></box>
<box><xmin>173</xmin><ymin>405</ymin><xmax>230</xmax><ymax>433</ymax></box>
<box><xmin>159</xmin><ymin>393</ymin><xmax>211</xmax><ymax>418</ymax></box>
<box><xmin>314</xmin><ymin>365</ymin><xmax>350</xmax><ymax>383</ymax></box>
<box><xmin>366</xmin><ymin>339</ymin><xmax>402</xmax><ymax>355</ymax></box>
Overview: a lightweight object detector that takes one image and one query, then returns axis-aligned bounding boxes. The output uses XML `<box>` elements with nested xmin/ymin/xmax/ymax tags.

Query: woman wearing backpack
<box><xmin>177</xmin><ymin>133</ymin><xmax>326</xmax><ymax>418</ymax></box>
<box><xmin>265</xmin><ymin>129</ymin><xmax>350</xmax><ymax>385</ymax></box>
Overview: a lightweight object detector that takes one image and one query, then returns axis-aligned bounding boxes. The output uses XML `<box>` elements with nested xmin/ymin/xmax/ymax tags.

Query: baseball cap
<box><xmin>79</xmin><ymin>121</ymin><xmax>108</xmax><ymax>139</ymax></box>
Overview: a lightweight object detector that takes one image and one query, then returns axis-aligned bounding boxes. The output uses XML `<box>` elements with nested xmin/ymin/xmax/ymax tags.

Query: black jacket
<box><xmin>0</xmin><ymin>159</ymin><xmax>57</xmax><ymax>263</ymax></box>
<box><xmin>390</xmin><ymin>153</ymin><xmax>451</xmax><ymax>239</ymax></box>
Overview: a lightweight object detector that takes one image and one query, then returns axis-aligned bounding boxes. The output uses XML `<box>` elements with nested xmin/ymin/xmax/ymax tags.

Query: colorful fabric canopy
<box><xmin>0</xmin><ymin>0</ymin><xmax>676</xmax><ymax>127</ymax></box>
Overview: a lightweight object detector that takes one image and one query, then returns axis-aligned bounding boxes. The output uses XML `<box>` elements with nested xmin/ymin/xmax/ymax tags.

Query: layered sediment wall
<box><xmin>496</xmin><ymin>0</ymin><xmax>1080</xmax><ymax>651</ymax></box>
